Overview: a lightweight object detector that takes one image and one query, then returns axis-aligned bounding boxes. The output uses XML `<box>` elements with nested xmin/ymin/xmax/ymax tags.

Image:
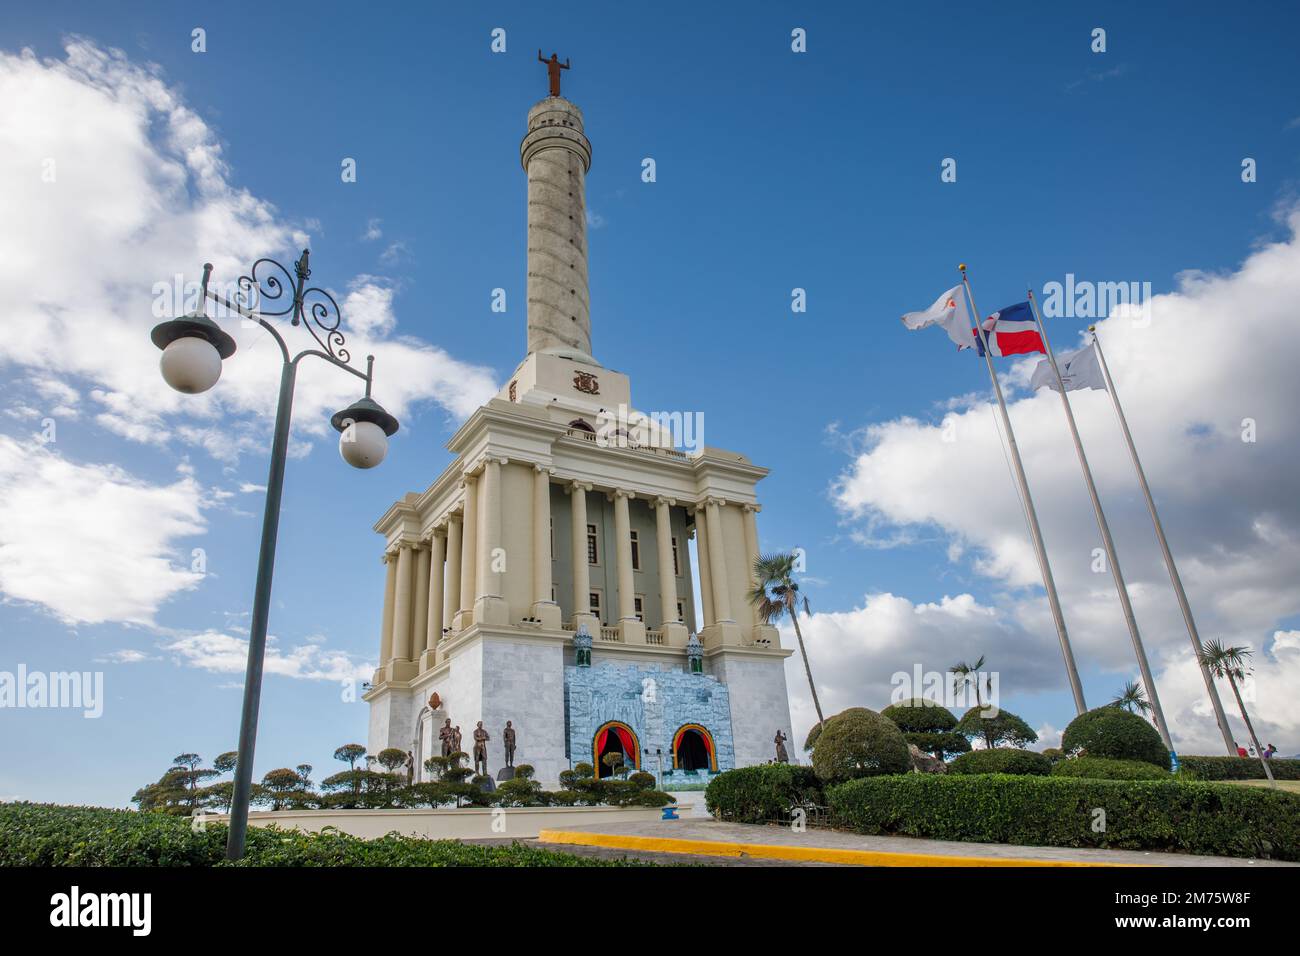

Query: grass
<box><xmin>0</xmin><ymin>802</ymin><xmax>648</xmax><ymax>867</ymax></box>
<box><xmin>1224</xmin><ymin>779</ymin><xmax>1300</xmax><ymax>794</ymax></box>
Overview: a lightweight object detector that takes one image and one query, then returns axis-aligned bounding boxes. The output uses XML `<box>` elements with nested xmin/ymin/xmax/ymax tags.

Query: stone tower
<box><xmin>522</xmin><ymin>97</ymin><xmax>594</xmax><ymax>364</ymax></box>
<box><xmin>363</xmin><ymin>73</ymin><xmax>795</xmax><ymax>788</ymax></box>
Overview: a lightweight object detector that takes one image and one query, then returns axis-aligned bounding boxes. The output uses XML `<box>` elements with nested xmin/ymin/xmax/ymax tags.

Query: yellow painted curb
<box><xmin>537</xmin><ymin>829</ymin><xmax>1124</xmax><ymax>867</ymax></box>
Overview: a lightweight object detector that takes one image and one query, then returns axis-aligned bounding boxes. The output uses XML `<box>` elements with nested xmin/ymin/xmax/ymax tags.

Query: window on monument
<box><xmin>589</xmin><ymin>590</ymin><xmax>602</xmax><ymax>622</ymax></box>
<box><xmin>671</xmin><ymin>536</ymin><xmax>680</xmax><ymax>576</ymax></box>
<box><xmin>633</xmin><ymin>595</ymin><xmax>643</xmax><ymax>622</ymax></box>
<box><xmin>586</xmin><ymin>523</ymin><xmax>598</xmax><ymax>564</ymax></box>
<box><xmin>569</xmin><ymin>418</ymin><xmax>595</xmax><ymax>433</ymax></box>
<box><xmin>630</xmin><ymin>530</ymin><xmax>640</xmax><ymax>570</ymax></box>
<box><xmin>676</xmin><ymin>600</ymin><xmax>685</xmax><ymax>622</ymax></box>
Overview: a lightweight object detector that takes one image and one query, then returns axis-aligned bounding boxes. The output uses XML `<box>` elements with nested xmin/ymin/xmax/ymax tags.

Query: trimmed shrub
<box><xmin>881</xmin><ymin>698</ymin><xmax>970</xmax><ymax>760</ymax></box>
<box><xmin>0</xmin><ymin>802</ymin><xmax>641</xmax><ymax>867</ymax></box>
<box><xmin>948</xmin><ymin>748</ymin><xmax>1050</xmax><ymax>776</ymax></box>
<box><xmin>1051</xmin><ymin>756</ymin><xmax>1169</xmax><ymax>781</ymax></box>
<box><xmin>1062</xmin><ymin>707</ymin><xmax>1169</xmax><ymax>770</ymax></box>
<box><xmin>705</xmin><ymin>764</ymin><xmax>824</xmax><ymax>824</ymax></box>
<box><xmin>954</xmin><ymin>707</ymin><xmax>1038</xmax><ymax>750</ymax></box>
<box><xmin>811</xmin><ymin>708</ymin><xmax>912</xmax><ymax>784</ymax></box>
<box><xmin>826</xmin><ymin>775</ymin><xmax>1300</xmax><ymax>861</ymax></box>
<box><xmin>1178</xmin><ymin>756</ymin><xmax>1300</xmax><ymax>781</ymax></box>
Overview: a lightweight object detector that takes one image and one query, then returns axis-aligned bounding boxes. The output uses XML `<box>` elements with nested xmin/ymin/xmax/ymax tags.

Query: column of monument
<box><xmin>457</xmin><ymin>474</ymin><xmax>478</xmax><ymax>629</ymax></box>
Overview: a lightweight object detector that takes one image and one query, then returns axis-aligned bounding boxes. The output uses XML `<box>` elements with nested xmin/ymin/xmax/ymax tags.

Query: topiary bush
<box><xmin>825</xmin><ymin>774</ymin><xmax>1300</xmax><ymax>860</ymax></box>
<box><xmin>948</xmin><ymin>748</ymin><xmax>1051</xmax><ymax>776</ymax></box>
<box><xmin>810</xmin><ymin>708</ymin><xmax>912</xmax><ymax>784</ymax></box>
<box><xmin>1051</xmin><ymin>756</ymin><xmax>1169</xmax><ymax>781</ymax></box>
<box><xmin>954</xmin><ymin>707</ymin><xmax>1038</xmax><ymax>750</ymax></box>
<box><xmin>1178</xmin><ymin>756</ymin><xmax>1300</xmax><ymax>781</ymax></box>
<box><xmin>705</xmin><ymin>764</ymin><xmax>824</xmax><ymax>823</ymax></box>
<box><xmin>881</xmin><ymin>698</ymin><xmax>970</xmax><ymax>760</ymax></box>
<box><xmin>1062</xmin><ymin>707</ymin><xmax>1169</xmax><ymax>770</ymax></box>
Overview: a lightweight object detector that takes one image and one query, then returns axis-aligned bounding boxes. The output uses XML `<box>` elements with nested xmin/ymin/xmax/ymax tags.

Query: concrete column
<box><xmin>532</xmin><ymin>466</ymin><xmax>560</xmax><ymax>628</ymax></box>
<box><xmin>378</xmin><ymin>549</ymin><xmax>397</xmax><ymax>668</ymax></box>
<box><xmin>457</xmin><ymin>475</ymin><xmax>478</xmax><ymax>629</ymax></box>
<box><xmin>742</xmin><ymin>505</ymin><xmax>762</xmax><ymax>627</ymax></box>
<box><xmin>412</xmin><ymin>543</ymin><xmax>430</xmax><ymax>657</ymax></box>
<box><xmin>568</xmin><ymin>481</ymin><xmax>595</xmax><ymax>630</ymax></box>
<box><xmin>423</xmin><ymin>529</ymin><xmax>446</xmax><ymax>669</ymax></box>
<box><xmin>392</xmin><ymin>543</ymin><xmax>415</xmax><ymax>660</ymax></box>
<box><xmin>694</xmin><ymin>515</ymin><xmax>714</xmax><ymax>627</ymax></box>
<box><xmin>613</xmin><ymin>490</ymin><xmax>636</xmax><ymax>622</ymax></box>
<box><xmin>655</xmin><ymin>497</ymin><xmax>688</xmax><ymax>647</ymax></box>
<box><xmin>705</xmin><ymin>498</ymin><xmax>733</xmax><ymax>623</ymax></box>
<box><xmin>475</xmin><ymin>458</ymin><xmax>509</xmax><ymax>625</ymax></box>
<box><xmin>444</xmin><ymin>514</ymin><xmax>463</xmax><ymax>632</ymax></box>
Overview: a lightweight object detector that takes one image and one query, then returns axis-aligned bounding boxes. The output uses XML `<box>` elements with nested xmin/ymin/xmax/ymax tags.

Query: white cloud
<box><xmin>163</xmin><ymin>629</ymin><xmax>371</xmax><ymax>682</ymax></box>
<box><xmin>828</xmin><ymin>207</ymin><xmax>1300</xmax><ymax>754</ymax></box>
<box><xmin>0</xmin><ymin>435</ymin><xmax>205</xmax><ymax>625</ymax></box>
<box><xmin>360</xmin><ymin>217</ymin><xmax>382</xmax><ymax>241</ymax></box>
<box><xmin>0</xmin><ymin>40</ymin><xmax>496</xmax><ymax>462</ymax></box>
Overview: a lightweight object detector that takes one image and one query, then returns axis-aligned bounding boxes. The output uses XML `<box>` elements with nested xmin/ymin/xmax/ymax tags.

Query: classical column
<box><xmin>693</xmin><ymin>515</ymin><xmax>714</xmax><ymax>627</ymax></box>
<box><xmin>424</xmin><ymin>529</ymin><xmax>446</xmax><ymax>664</ymax></box>
<box><xmin>613</xmin><ymin>490</ymin><xmax>636</xmax><ymax>622</ymax></box>
<box><xmin>412</xmin><ymin>543</ymin><xmax>431</xmax><ymax>657</ymax></box>
<box><xmin>655</xmin><ymin>497</ymin><xmax>688</xmax><ymax>647</ymax></box>
<box><xmin>704</xmin><ymin>498</ymin><xmax>733</xmax><ymax>623</ymax></box>
<box><xmin>378</xmin><ymin>549</ymin><xmax>398</xmax><ymax>667</ymax></box>
<box><xmin>568</xmin><ymin>481</ymin><xmax>594</xmax><ymax>627</ymax></box>
<box><xmin>391</xmin><ymin>543</ymin><xmax>415</xmax><ymax>661</ymax></box>
<box><xmin>475</xmin><ymin>458</ymin><xmax>509</xmax><ymax>625</ymax></box>
<box><xmin>742</xmin><ymin>505</ymin><xmax>762</xmax><ymax>627</ymax></box>
<box><xmin>532</xmin><ymin>466</ymin><xmax>560</xmax><ymax>627</ymax></box>
<box><xmin>457</xmin><ymin>474</ymin><xmax>479</xmax><ymax>628</ymax></box>
<box><xmin>443</xmin><ymin>515</ymin><xmax>463</xmax><ymax>632</ymax></box>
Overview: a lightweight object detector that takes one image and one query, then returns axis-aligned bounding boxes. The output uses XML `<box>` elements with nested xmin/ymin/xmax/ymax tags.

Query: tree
<box><xmin>1199</xmin><ymin>639</ymin><xmax>1275</xmax><ymax>787</ymax></box>
<box><xmin>213</xmin><ymin>751</ymin><xmax>239</xmax><ymax>775</ymax></box>
<box><xmin>131</xmin><ymin>767</ymin><xmax>191</xmax><ymax>815</ymax></box>
<box><xmin>260</xmin><ymin>768</ymin><xmax>304</xmax><ymax>810</ymax></box>
<box><xmin>950</xmin><ymin>656</ymin><xmax>987</xmax><ymax>709</ymax></box>
<box><xmin>601</xmin><ymin>752</ymin><xmax>628</xmax><ymax>779</ymax></box>
<box><xmin>333</xmin><ymin>744</ymin><xmax>366</xmax><ymax>771</ymax></box>
<box><xmin>881</xmin><ymin>698</ymin><xmax>970</xmax><ymax>760</ymax></box>
<box><xmin>954</xmin><ymin>707</ymin><xmax>1037</xmax><ymax>750</ymax></box>
<box><xmin>750</xmin><ymin>551</ymin><xmax>823</xmax><ymax>726</ymax></box>
<box><xmin>295</xmin><ymin>764</ymin><xmax>314</xmax><ymax>790</ymax></box>
<box><xmin>809</xmin><ymin>707</ymin><xmax>911</xmax><ymax>784</ymax></box>
<box><xmin>1110</xmin><ymin>680</ymin><xmax>1151</xmax><ymax>715</ymax></box>
<box><xmin>169</xmin><ymin>753</ymin><xmax>216</xmax><ymax>811</ymax></box>
<box><xmin>375</xmin><ymin>748</ymin><xmax>407</xmax><ymax>773</ymax></box>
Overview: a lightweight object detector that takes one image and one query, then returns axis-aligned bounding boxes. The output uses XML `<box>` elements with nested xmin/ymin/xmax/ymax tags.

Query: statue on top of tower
<box><xmin>538</xmin><ymin>50</ymin><xmax>570</xmax><ymax>97</ymax></box>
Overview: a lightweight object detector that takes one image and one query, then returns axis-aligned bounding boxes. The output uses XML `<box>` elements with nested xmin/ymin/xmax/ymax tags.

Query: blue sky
<box><xmin>3</xmin><ymin>1</ymin><xmax>1300</xmax><ymax>805</ymax></box>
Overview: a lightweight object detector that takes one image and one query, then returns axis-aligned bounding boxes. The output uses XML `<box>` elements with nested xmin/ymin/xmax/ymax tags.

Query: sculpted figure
<box><xmin>438</xmin><ymin>718</ymin><xmax>454</xmax><ymax>757</ymax></box>
<box><xmin>452</xmin><ymin>725</ymin><xmax>463</xmax><ymax>755</ymax></box>
<box><xmin>472</xmin><ymin>721</ymin><xmax>491</xmax><ymax>775</ymax></box>
<box><xmin>503</xmin><ymin>720</ymin><xmax>517</xmax><ymax>768</ymax></box>
<box><xmin>774</xmin><ymin>729</ymin><xmax>789</xmax><ymax>764</ymax></box>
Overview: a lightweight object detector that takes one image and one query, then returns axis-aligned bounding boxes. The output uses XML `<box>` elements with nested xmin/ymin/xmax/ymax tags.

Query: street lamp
<box><xmin>151</xmin><ymin>250</ymin><xmax>399</xmax><ymax>860</ymax></box>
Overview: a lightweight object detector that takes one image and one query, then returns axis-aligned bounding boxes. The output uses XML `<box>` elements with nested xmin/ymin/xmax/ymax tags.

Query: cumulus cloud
<box><xmin>0</xmin><ymin>40</ymin><xmax>496</xmax><ymax>459</ymax></box>
<box><xmin>826</xmin><ymin>208</ymin><xmax>1300</xmax><ymax>754</ymax></box>
<box><xmin>162</xmin><ymin>629</ymin><xmax>371</xmax><ymax>682</ymax></box>
<box><xmin>0</xmin><ymin>435</ymin><xmax>205</xmax><ymax>625</ymax></box>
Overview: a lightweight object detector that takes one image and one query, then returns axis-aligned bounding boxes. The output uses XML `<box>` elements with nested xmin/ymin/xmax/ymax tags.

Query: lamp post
<box><xmin>151</xmin><ymin>250</ymin><xmax>400</xmax><ymax>860</ymax></box>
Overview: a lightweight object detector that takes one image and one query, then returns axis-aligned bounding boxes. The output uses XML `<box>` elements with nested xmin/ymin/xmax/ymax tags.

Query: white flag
<box><xmin>901</xmin><ymin>285</ymin><xmax>972</xmax><ymax>349</ymax></box>
<box><xmin>1030</xmin><ymin>342</ymin><xmax>1106</xmax><ymax>392</ymax></box>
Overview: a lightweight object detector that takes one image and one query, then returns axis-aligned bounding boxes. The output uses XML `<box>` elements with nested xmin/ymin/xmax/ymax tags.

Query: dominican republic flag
<box><xmin>972</xmin><ymin>301</ymin><xmax>1045</xmax><ymax>357</ymax></box>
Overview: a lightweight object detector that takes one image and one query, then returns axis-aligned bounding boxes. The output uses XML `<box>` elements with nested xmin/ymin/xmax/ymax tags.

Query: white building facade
<box><xmin>364</xmin><ymin>86</ymin><xmax>794</xmax><ymax>788</ymax></box>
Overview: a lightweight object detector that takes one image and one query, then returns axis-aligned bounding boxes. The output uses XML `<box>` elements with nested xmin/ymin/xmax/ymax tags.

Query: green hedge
<box><xmin>0</xmin><ymin>802</ymin><xmax>639</xmax><ymax>867</ymax></box>
<box><xmin>1051</xmin><ymin>756</ymin><xmax>1170</xmax><ymax>781</ymax></box>
<box><xmin>1178</xmin><ymin>756</ymin><xmax>1300</xmax><ymax>781</ymax></box>
<box><xmin>948</xmin><ymin>748</ymin><xmax>1051</xmax><ymax>776</ymax></box>
<box><xmin>705</xmin><ymin>765</ymin><xmax>824</xmax><ymax>824</ymax></box>
<box><xmin>1062</xmin><ymin>707</ymin><xmax>1169</xmax><ymax>770</ymax></box>
<box><xmin>826</xmin><ymin>774</ymin><xmax>1300</xmax><ymax>860</ymax></box>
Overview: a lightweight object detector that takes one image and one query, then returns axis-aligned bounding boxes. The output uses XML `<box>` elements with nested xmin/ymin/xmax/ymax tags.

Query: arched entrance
<box><xmin>592</xmin><ymin>721</ymin><xmax>640</xmax><ymax>778</ymax></box>
<box><xmin>672</xmin><ymin>724</ymin><xmax>717</xmax><ymax>772</ymax></box>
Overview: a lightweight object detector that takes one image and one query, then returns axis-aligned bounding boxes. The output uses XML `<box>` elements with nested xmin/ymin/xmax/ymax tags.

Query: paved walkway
<box><xmin>537</xmin><ymin>819</ymin><xmax>1296</xmax><ymax>867</ymax></box>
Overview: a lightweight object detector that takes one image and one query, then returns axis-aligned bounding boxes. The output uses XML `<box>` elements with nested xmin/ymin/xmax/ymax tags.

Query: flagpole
<box><xmin>1027</xmin><ymin>292</ymin><xmax>1173</xmax><ymax>751</ymax></box>
<box><xmin>960</xmin><ymin>266</ymin><xmax>1086</xmax><ymax>714</ymax></box>
<box><xmin>1089</xmin><ymin>326</ymin><xmax>1236</xmax><ymax>755</ymax></box>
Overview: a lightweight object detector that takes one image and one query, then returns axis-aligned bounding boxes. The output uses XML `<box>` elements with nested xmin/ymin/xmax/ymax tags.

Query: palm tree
<box><xmin>1110</xmin><ymin>680</ymin><xmax>1151</xmax><ymax>715</ymax></box>
<box><xmin>750</xmin><ymin>552</ymin><xmax>823</xmax><ymax>726</ymax></box>
<box><xmin>951</xmin><ymin>656</ymin><xmax>987</xmax><ymax>709</ymax></box>
<box><xmin>1198</xmin><ymin>639</ymin><xmax>1274</xmax><ymax>787</ymax></box>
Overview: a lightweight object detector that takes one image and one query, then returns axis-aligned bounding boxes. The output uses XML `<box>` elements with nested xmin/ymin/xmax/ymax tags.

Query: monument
<box><xmin>364</xmin><ymin>57</ymin><xmax>796</xmax><ymax>788</ymax></box>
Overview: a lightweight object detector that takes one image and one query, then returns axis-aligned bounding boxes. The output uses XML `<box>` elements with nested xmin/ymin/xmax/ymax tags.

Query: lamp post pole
<box><xmin>151</xmin><ymin>250</ymin><xmax>399</xmax><ymax>860</ymax></box>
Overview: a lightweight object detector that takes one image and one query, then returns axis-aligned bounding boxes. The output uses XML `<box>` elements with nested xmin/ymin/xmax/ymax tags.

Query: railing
<box><xmin>645</xmin><ymin>629</ymin><xmax>665</xmax><ymax>646</ymax></box>
<box><xmin>598</xmin><ymin>626</ymin><xmax>621</xmax><ymax>642</ymax></box>
<box><xmin>562</xmin><ymin>428</ymin><xmax>692</xmax><ymax>461</ymax></box>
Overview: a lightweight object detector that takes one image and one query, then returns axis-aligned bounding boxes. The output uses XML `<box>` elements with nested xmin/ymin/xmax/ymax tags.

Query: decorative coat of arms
<box><xmin>573</xmin><ymin>371</ymin><xmax>600</xmax><ymax>395</ymax></box>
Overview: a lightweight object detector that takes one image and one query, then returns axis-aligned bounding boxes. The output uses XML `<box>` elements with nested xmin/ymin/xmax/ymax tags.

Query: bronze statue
<box><xmin>538</xmin><ymin>50</ymin><xmax>570</xmax><ymax>97</ymax></box>
<box><xmin>472</xmin><ymin>721</ymin><xmax>491</xmax><ymax>775</ymax></box>
<box><xmin>774</xmin><ymin>729</ymin><xmax>789</xmax><ymax>764</ymax></box>
<box><xmin>404</xmin><ymin>750</ymin><xmax>415</xmax><ymax>785</ymax></box>
<box><xmin>503</xmin><ymin>720</ymin><xmax>516</xmax><ymax>768</ymax></box>
<box><xmin>452</xmin><ymin>725</ymin><xmax>463</xmax><ymax>755</ymax></box>
<box><xmin>438</xmin><ymin>718</ymin><xmax>454</xmax><ymax>757</ymax></box>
